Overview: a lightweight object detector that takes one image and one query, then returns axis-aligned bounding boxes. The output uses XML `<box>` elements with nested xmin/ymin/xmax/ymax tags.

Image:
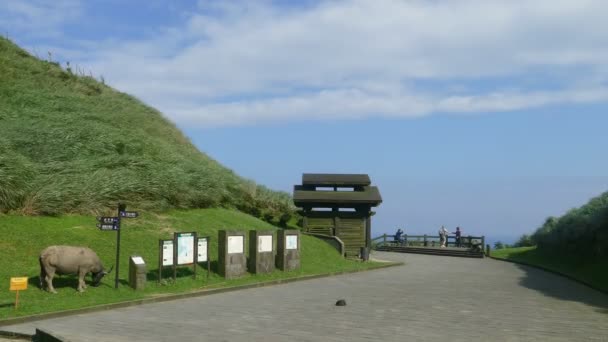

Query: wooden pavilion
<box><xmin>293</xmin><ymin>174</ymin><xmax>382</xmax><ymax>259</ymax></box>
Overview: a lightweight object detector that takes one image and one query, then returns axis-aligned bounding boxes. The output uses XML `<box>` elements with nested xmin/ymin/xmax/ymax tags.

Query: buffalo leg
<box><xmin>45</xmin><ymin>269</ymin><xmax>57</xmax><ymax>294</ymax></box>
<box><xmin>77</xmin><ymin>268</ymin><xmax>87</xmax><ymax>292</ymax></box>
<box><xmin>39</xmin><ymin>263</ymin><xmax>46</xmax><ymax>289</ymax></box>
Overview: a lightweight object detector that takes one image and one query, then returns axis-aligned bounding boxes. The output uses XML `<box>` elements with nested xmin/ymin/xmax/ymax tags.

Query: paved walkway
<box><xmin>2</xmin><ymin>252</ymin><xmax>607</xmax><ymax>341</ymax></box>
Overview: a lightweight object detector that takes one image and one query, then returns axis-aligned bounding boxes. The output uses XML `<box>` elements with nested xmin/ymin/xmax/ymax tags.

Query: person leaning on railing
<box><xmin>453</xmin><ymin>227</ymin><xmax>462</xmax><ymax>247</ymax></box>
<box><xmin>394</xmin><ymin>228</ymin><xmax>404</xmax><ymax>246</ymax></box>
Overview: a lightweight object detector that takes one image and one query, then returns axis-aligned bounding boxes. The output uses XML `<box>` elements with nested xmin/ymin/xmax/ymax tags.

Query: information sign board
<box><xmin>197</xmin><ymin>237</ymin><xmax>208</xmax><ymax>262</ymax></box>
<box><xmin>286</xmin><ymin>235</ymin><xmax>298</xmax><ymax>250</ymax></box>
<box><xmin>227</xmin><ymin>235</ymin><xmax>244</xmax><ymax>254</ymax></box>
<box><xmin>10</xmin><ymin>277</ymin><xmax>28</xmax><ymax>291</ymax></box>
<box><xmin>131</xmin><ymin>256</ymin><xmax>145</xmax><ymax>265</ymax></box>
<box><xmin>162</xmin><ymin>240</ymin><xmax>174</xmax><ymax>266</ymax></box>
<box><xmin>176</xmin><ymin>232</ymin><xmax>195</xmax><ymax>265</ymax></box>
<box><xmin>258</xmin><ymin>235</ymin><xmax>273</xmax><ymax>253</ymax></box>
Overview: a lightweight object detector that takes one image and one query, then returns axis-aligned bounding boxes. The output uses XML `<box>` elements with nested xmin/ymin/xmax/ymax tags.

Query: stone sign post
<box><xmin>218</xmin><ymin>230</ymin><xmax>246</xmax><ymax>279</ymax></box>
<box><xmin>128</xmin><ymin>255</ymin><xmax>146</xmax><ymax>290</ymax></box>
<box><xmin>248</xmin><ymin>230</ymin><xmax>275</xmax><ymax>274</ymax></box>
<box><xmin>277</xmin><ymin>230</ymin><xmax>300</xmax><ymax>271</ymax></box>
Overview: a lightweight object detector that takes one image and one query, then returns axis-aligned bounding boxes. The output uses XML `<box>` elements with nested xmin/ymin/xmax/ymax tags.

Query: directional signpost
<box><xmin>96</xmin><ymin>203</ymin><xmax>138</xmax><ymax>289</ymax></box>
<box><xmin>96</xmin><ymin>217</ymin><xmax>118</xmax><ymax>231</ymax></box>
<box><xmin>120</xmin><ymin>211</ymin><xmax>139</xmax><ymax>218</ymax></box>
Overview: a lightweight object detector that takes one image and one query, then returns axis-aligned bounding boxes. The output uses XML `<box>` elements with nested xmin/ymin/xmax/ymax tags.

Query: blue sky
<box><xmin>3</xmin><ymin>0</ymin><xmax>608</xmax><ymax>244</ymax></box>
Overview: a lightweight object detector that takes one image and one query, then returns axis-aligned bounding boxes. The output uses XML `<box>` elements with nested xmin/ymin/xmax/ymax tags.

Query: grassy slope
<box><xmin>0</xmin><ymin>37</ymin><xmax>292</xmax><ymax>218</ymax></box>
<box><xmin>0</xmin><ymin>209</ymin><xmax>382</xmax><ymax>319</ymax></box>
<box><xmin>492</xmin><ymin>247</ymin><xmax>608</xmax><ymax>292</ymax></box>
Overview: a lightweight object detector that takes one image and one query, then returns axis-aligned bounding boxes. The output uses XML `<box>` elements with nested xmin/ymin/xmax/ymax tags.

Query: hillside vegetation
<box><xmin>528</xmin><ymin>191</ymin><xmax>608</xmax><ymax>257</ymax></box>
<box><xmin>494</xmin><ymin>191</ymin><xmax>608</xmax><ymax>292</ymax></box>
<box><xmin>0</xmin><ymin>209</ymin><xmax>382</xmax><ymax>318</ymax></box>
<box><xmin>0</xmin><ymin>37</ymin><xmax>293</xmax><ymax>220</ymax></box>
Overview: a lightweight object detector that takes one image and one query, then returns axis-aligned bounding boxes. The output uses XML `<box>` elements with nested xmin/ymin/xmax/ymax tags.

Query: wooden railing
<box><xmin>372</xmin><ymin>234</ymin><xmax>485</xmax><ymax>251</ymax></box>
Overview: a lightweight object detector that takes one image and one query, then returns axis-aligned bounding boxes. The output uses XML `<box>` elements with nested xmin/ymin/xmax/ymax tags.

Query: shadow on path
<box><xmin>514</xmin><ymin>263</ymin><xmax>608</xmax><ymax>314</ymax></box>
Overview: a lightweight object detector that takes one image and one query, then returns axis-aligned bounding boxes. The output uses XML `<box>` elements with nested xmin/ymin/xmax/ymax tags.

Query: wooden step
<box><xmin>375</xmin><ymin>246</ymin><xmax>484</xmax><ymax>258</ymax></box>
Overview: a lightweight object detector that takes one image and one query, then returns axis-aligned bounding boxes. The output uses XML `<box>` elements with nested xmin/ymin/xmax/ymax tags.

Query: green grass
<box><xmin>0</xmin><ymin>209</ymin><xmax>384</xmax><ymax>319</ymax></box>
<box><xmin>0</xmin><ymin>37</ymin><xmax>294</xmax><ymax>220</ymax></box>
<box><xmin>492</xmin><ymin>246</ymin><xmax>608</xmax><ymax>292</ymax></box>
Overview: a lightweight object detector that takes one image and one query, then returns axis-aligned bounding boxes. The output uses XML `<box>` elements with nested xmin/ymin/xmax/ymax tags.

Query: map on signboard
<box><xmin>162</xmin><ymin>241</ymin><xmax>174</xmax><ymax>266</ymax></box>
<box><xmin>177</xmin><ymin>233</ymin><xmax>194</xmax><ymax>265</ymax></box>
<box><xmin>227</xmin><ymin>235</ymin><xmax>243</xmax><ymax>254</ymax></box>
<box><xmin>258</xmin><ymin>235</ymin><xmax>273</xmax><ymax>253</ymax></box>
<box><xmin>286</xmin><ymin>235</ymin><xmax>298</xmax><ymax>250</ymax></box>
<box><xmin>197</xmin><ymin>238</ymin><xmax>208</xmax><ymax>262</ymax></box>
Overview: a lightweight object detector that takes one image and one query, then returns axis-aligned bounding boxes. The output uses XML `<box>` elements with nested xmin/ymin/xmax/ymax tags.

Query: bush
<box><xmin>531</xmin><ymin>192</ymin><xmax>608</xmax><ymax>257</ymax></box>
<box><xmin>514</xmin><ymin>234</ymin><xmax>535</xmax><ymax>247</ymax></box>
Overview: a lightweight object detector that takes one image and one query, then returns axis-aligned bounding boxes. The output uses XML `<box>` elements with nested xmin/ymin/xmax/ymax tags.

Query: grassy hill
<box><xmin>0</xmin><ymin>37</ymin><xmax>292</xmax><ymax>220</ymax></box>
<box><xmin>0</xmin><ymin>38</ymin><xmax>389</xmax><ymax>320</ymax></box>
<box><xmin>491</xmin><ymin>246</ymin><xmax>607</xmax><ymax>292</ymax></box>
<box><xmin>0</xmin><ymin>209</ymin><xmax>383</xmax><ymax>319</ymax></box>
<box><xmin>493</xmin><ymin>191</ymin><xmax>608</xmax><ymax>292</ymax></box>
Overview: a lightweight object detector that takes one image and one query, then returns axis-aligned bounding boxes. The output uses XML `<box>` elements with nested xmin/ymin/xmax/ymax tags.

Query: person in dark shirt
<box><xmin>394</xmin><ymin>228</ymin><xmax>404</xmax><ymax>246</ymax></box>
<box><xmin>453</xmin><ymin>227</ymin><xmax>462</xmax><ymax>247</ymax></box>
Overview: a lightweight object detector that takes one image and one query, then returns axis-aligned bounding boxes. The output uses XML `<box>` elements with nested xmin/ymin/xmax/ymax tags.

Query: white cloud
<box><xmin>0</xmin><ymin>0</ymin><xmax>82</xmax><ymax>38</ymax></box>
<box><xmin>17</xmin><ymin>0</ymin><xmax>608</xmax><ymax>126</ymax></box>
<box><xmin>167</xmin><ymin>86</ymin><xmax>608</xmax><ymax>127</ymax></box>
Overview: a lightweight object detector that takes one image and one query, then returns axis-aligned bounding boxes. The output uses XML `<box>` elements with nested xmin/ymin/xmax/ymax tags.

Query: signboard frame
<box><xmin>173</xmin><ymin>232</ymin><xmax>198</xmax><ymax>280</ymax></box>
<box><xmin>197</xmin><ymin>236</ymin><xmax>211</xmax><ymax>279</ymax></box>
<box><xmin>157</xmin><ymin>239</ymin><xmax>174</xmax><ymax>283</ymax></box>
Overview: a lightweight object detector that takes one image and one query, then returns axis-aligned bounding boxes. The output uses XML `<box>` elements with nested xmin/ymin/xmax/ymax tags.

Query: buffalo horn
<box><xmin>103</xmin><ymin>265</ymin><xmax>114</xmax><ymax>275</ymax></box>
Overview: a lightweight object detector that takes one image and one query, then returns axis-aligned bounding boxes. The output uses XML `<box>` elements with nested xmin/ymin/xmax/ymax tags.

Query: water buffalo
<box><xmin>39</xmin><ymin>245</ymin><xmax>113</xmax><ymax>293</ymax></box>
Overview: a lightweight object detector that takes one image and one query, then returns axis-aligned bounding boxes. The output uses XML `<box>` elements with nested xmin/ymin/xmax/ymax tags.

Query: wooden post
<box><xmin>365</xmin><ymin>214</ymin><xmax>372</xmax><ymax>249</ymax></box>
<box><xmin>423</xmin><ymin>234</ymin><xmax>427</xmax><ymax>247</ymax></box>
<box><xmin>15</xmin><ymin>291</ymin><xmax>19</xmax><ymax>309</ymax></box>
<box><xmin>158</xmin><ymin>240</ymin><xmax>162</xmax><ymax>284</ymax></box>
<box><xmin>333</xmin><ymin>216</ymin><xmax>340</xmax><ymax>237</ymax></box>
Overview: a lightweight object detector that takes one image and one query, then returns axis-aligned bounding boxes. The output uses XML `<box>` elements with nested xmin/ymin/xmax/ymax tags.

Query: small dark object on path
<box><xmin>335</xmin><ymin>299</ymin><xmax>346</xmax><ymax>306</ymax></box>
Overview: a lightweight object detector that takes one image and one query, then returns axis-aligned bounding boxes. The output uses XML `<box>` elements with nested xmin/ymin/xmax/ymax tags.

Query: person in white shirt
<box><xmin>438</xmin><ymin>226</ymin><xmax>449</xmax><ymax>248</ymax></box>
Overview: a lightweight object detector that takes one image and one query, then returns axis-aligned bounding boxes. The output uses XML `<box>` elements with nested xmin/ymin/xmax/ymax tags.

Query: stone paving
<box><xmin>2</xmin><ymin>252</ymin><xmax>607</xmax><ymax>341</ymax></box>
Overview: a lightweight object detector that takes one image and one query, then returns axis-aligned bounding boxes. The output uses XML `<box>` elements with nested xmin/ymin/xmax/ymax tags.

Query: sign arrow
<box><xmin>120</xmin><ymin>211</ymin><xmax>138</xmax><ymax>218</ymax></box>
<box><xmin>97</xmin><ymin>223</ymin><xmax>118</xmax><ymax>231</ymax></box>
<box><xmin>97</xmin><ymin>216</ymin><xmax>118</xmax><ymax>224</ymax></box>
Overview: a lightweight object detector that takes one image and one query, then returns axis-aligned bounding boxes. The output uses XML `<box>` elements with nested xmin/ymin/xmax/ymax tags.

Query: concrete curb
<box><xmin>0</xmin><ymin>261</ymin><xmax>403</xmax><ymax>328</ymax></box>
<box><xmin>488</xmin><ymin>256</ymin><xmax>608</xmax><ymax>296</ymax></box>
<box><xmin>0</xmin><ymin>329</ymin><xmax>31</xmax><ymax>340</ymax></box>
